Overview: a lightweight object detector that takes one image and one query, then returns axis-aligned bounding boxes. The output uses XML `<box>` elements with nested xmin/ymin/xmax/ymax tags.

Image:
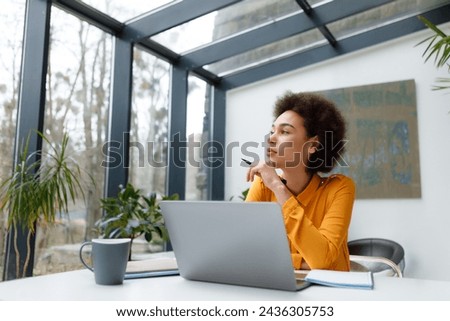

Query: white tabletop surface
<box><xmin>1</xmin><ymin>268</ymin><xmax>450</xmax><ymax>301</ymax></box>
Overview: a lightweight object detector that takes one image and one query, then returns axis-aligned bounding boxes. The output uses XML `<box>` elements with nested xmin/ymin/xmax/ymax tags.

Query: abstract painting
<box><xmin>316</xmin><ymin>79</ymin><xmax>421</xmax><ymax>199</ymax></box>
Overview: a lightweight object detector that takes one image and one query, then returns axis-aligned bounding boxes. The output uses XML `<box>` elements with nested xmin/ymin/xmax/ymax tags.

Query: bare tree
<box><xmin>130</xmin><ymin>48</ymin><xmax>170</xmax><ymax>196</ymax></box>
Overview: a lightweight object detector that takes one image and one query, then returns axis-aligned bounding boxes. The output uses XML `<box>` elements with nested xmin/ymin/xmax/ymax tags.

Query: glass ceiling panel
<box><xmin>79</xmin><ymin>0</ymin><xmax>175</xmax><ymax>22</ymax></box>
<box><xmin>150</xmin><ymin>0</ymin><xmax>324</xmax><ymax>54</ymax></box>
<box><xmin>151</xmin><ymin>11</ymin><xmax>217</xmax><ymax>54</ymax></box>
<box><xmin>327</xmin><ymin>0</ymin><xmax>450</xmax><ymax>40</ymax></box>
<box><xmin>205</xmin><ymin>28</ymin><xmax>326</xmax><ymax>77</ymax></box>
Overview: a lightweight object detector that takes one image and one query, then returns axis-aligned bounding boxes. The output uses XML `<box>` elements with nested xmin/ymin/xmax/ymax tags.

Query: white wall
<box><xmin>224</xmin><ymin>23</ymin><xmax>450</xmax><ymax>281</ymax></box>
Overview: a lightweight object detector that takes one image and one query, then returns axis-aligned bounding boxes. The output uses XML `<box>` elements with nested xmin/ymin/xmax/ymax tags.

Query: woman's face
<box><xmin>267</xmin><ymin>110</ymin><xmax>315</xmax><ymax>170</ymax></box>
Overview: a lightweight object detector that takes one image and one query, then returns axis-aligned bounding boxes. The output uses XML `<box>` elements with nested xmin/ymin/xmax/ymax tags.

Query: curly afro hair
<box><xmin>273</xmin><ymin>91</ymin><xmax>347</xmax><ymax>174</ymax></box>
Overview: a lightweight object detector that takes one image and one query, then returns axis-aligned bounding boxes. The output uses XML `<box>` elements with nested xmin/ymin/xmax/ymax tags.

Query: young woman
<box><xmin>245</xmin><ymin>91</ymin><xmax>355</xmax><ymax>271</ymax></box>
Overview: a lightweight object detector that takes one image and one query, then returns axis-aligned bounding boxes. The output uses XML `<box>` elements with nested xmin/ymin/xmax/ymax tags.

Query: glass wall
<box><xmin>0</xmin><ymin>0</ymin><xmax>228</xmax><ymax>281</ymax></box>
<box><xmin>185</xmin><ymin>76</ymin><xmax>210</xmax><ymax>200</ymax></box>
<box><xmin>34</xmin><ymin>6</ymin><xmax>112</xmax><ymax>275</ymax></box>
<box><xmin>0</xmin><ymin>0</ymin><xmax>25</xmax><ymax>279</ymax></box>
<box><xmin>79</xmin><ymin>0</ymin><xmax>174</xmax><ymax>22</ymax></box>
<box><xmin>128</xmin><ymin>48</ymin><xmax>171</xmax><ymax>256</ymax></box>
<box><xmin>129</xmin><ymin>48</ymin><xmax>170</xmax><ymax>198</ymax></box>
<box><xmin>0</xmin><ymin>1</ymin><xmax>213</xmax><ymax>279</ymax></box>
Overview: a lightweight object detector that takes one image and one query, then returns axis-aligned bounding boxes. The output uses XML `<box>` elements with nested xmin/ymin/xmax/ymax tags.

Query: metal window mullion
<box><xmin>3</xmin><ymin>0</ymin><xmax>52</xmax><ymax>281</ymax></box>
<box><xmin>104</xmin><ymin>38</ymin><xmax>133</xmax><ymax>198</ymax></box>
<box><xmin>209</xmin><ymin>87</ymin><xmax>226</xmax><ymax>200</ymax></box>
<box><xmin>221</xmin><ymin>3</ymin><xmax>450</xmax><ymax>90</ymax></box>
<box><xmin>166</xmin><ymin>66</ymin><xmax>188</xmax><ymax>200</ymax></box>
<box><xmin>181</xmin><ymin>0</ymin><xmax>391</xmax><ymax>68</ymax></box>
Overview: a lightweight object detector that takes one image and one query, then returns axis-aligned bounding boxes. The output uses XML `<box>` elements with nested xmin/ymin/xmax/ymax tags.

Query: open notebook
<box><xmin>297</xmin><ymin>270</ymin><xmax>374</xmax><ymax>290</ymax></box>
<box><xmin>159</xmin><ymin>201</ymin><xmax>310</xmax><ymax>291</ymax></box>
<box><xmin>124</xmin><ymin>253</ymin><xmax>179</xmax><ymax>279</ymax></box>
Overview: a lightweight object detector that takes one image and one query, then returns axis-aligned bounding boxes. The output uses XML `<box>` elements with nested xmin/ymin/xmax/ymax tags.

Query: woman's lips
<box><xmin>267</xmin><ymin>149</ymin><xmax>278</xmax><ymax>158</ymax></box>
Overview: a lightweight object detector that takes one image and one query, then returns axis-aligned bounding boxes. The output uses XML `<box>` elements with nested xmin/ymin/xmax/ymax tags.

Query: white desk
<box><xmin>1</xmin><ymin>269</ymin><xmax>450</xmax><ymax>301</ymax></box>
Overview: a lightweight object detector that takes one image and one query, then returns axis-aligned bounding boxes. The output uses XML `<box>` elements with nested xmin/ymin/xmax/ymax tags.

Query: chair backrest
<box><xmin>348</xmin><ymin>238</ymin><xmax>405</xmax><ymax>277</ymax></box>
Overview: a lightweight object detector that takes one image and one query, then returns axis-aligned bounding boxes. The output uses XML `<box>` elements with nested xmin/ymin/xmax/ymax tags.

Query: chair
<box><xmin>348</xmin><ymin>238</ymin><xmax>405</xmax><ymax>277</ymax></box>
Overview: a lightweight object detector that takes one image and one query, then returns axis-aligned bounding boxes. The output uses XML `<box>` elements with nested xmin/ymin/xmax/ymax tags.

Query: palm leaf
<box><xmin>418</xmin><ymin>16</ymin><xmax>450</xmax><ymax>91</ymax></box>
<box><xmin>0</xmin><ymin>131</ymin><xmax>91</xmax><ymax>232</ymax></box>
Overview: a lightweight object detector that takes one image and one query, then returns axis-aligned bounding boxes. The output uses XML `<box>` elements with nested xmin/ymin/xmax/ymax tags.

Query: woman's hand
<box><xmin>246</xmin><ymin>161</ymin><xmax>292</xmax><ymax>204</ymax></box>
<box><xmin>246</xmin><ymin>161</ymin><xmax>278</xmax><ymax>187</ymax></box>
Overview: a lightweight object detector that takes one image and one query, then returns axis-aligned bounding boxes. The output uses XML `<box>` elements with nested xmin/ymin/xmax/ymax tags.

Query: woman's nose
<box><xmin>268</xmin><ymin>132</ymin><xmax>276</xmax><ymax>145</ymax></box>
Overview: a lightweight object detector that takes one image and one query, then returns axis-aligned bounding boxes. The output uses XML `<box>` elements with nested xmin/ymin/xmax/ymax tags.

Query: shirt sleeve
<box><xmin>282</xmin><ymin>176</ymin><xmax>355</xmax><ymax>270</ymax></box>
<box><xmin>245</xmin><ymin>176</ymin><xmax>273</xmax><ymax>202</ymax></box>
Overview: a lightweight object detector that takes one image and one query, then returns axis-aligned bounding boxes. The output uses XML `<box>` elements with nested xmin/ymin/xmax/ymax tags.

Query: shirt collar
<box><xmin>295</xmin><ymin>173</ymin><xmax>322</xmax><ymax>206</ymax></box>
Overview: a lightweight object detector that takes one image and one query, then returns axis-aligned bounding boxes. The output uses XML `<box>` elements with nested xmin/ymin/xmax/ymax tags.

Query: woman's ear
<box><xmin>308</xmin><ymin>136</ymin><xmax>319</xmax><ymax>154</ymax></box>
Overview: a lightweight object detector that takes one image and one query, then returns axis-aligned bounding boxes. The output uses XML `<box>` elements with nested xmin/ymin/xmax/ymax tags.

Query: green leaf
<box><xmin>417</xmin><ymin>15</ymin><xmax>450</xmax><ymax>91</ymax></box>
<box><xmin>0</xmin><ymin>131</ymin><xmax>91</xmax><ymax>232</ymax></box>
<box><xmin>97</xmin><ymin>183</ymin><xmax>177</xmax><ymax>243</ymax></box>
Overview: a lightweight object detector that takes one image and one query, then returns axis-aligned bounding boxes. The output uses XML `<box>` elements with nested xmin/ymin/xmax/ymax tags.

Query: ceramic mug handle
<box><xmin>79</xmin><ymin>241</ymin><xmax>94</xmax><ymax>272</ymax></box>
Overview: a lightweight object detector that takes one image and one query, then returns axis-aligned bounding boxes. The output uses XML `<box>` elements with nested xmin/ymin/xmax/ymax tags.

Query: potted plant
<box><xmin>0</xmin><ymin>131</ymin><xmax>89</xmax><ymax>278</ymax></box>
<box><xmin>95</xmin><ymin>183</ymin><xmax>178</xmax><ymax>260</ymax></box>
<box><xmin>229</xmin><ymin>188</ymin><xmax>249</xmax><ymax>201</ymax></box>
<box><xmin>418</xmin><ymin>16</ymin><xmax>450</xmax><ymax>91</ymax></box>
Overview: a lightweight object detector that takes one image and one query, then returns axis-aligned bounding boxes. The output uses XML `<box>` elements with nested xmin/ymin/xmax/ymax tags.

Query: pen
<box><xmin>241</xmin><ymin>158</ymin><xmax>287</xmax><ymax>185</ymax></box>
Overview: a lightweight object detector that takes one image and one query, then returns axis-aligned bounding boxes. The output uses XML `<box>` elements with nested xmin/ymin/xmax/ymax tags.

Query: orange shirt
<box><xmin>246</xmin><ymin>173</ymin><xmax>355</xmax><ymax>271</ymax></box>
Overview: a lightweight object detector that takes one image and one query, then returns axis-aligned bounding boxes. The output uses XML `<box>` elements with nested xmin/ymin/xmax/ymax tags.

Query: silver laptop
<box><xmin>159</xmin><ymin>201</ymin><xmax>311</xmax><ymax>291</ymax></box>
